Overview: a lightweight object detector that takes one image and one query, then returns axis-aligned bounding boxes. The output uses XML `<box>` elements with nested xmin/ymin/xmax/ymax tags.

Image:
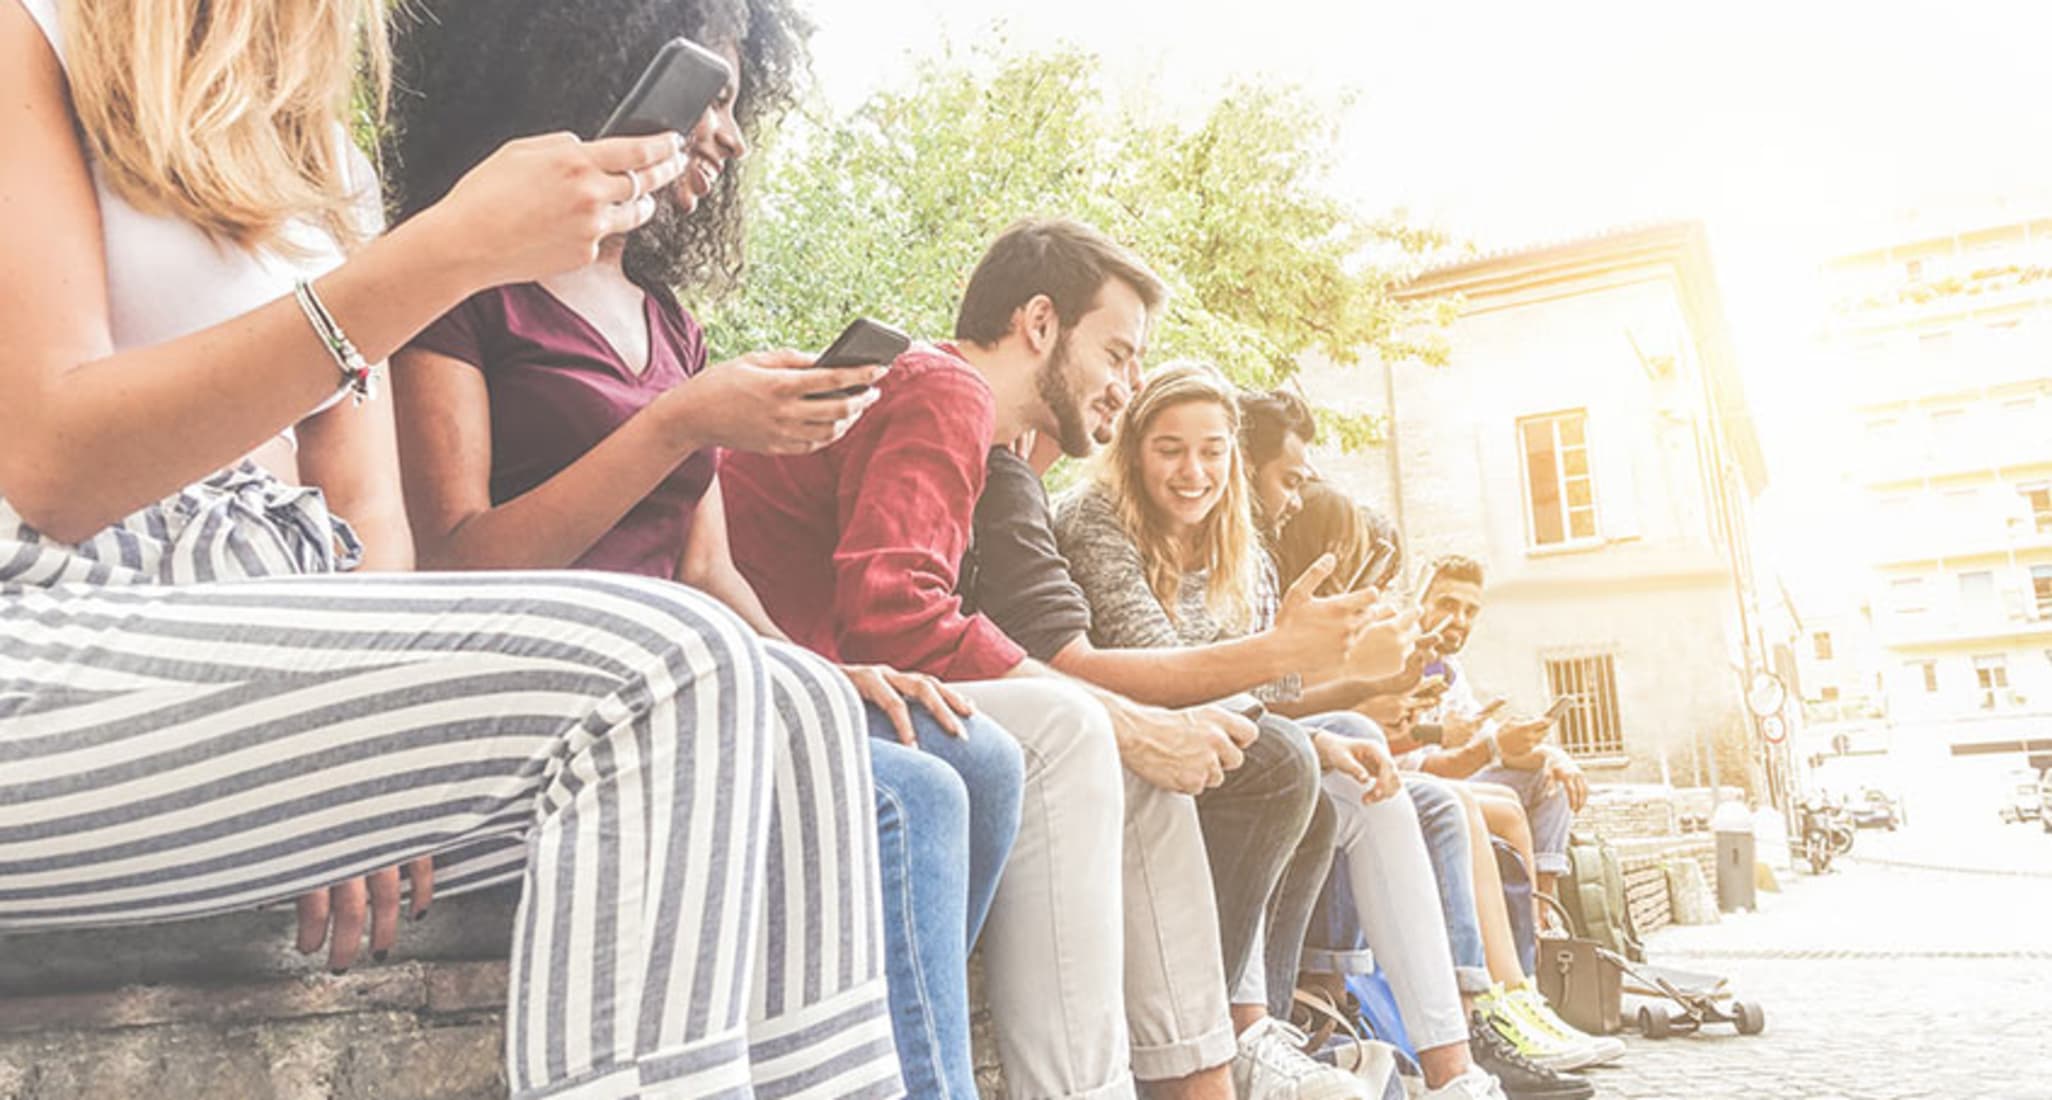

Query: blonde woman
<box><xmin>1053</xmin><ymin>362</ymin><xmax>1509</xmax><ymax>1100</ymax></box>
<box><xmin>0</xmin><ymin>2</ymin><xmax>899</xmax><ymax>1097</ymax></box>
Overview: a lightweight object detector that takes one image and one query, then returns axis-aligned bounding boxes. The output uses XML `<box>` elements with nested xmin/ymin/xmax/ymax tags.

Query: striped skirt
<box><xmin>0</xmin><ymin>468</ymin><xmax>901</xmax><ymax>1099</ymax></box>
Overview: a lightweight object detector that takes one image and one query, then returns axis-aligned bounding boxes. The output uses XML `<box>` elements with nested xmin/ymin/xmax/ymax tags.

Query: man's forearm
<box><xmin>1047</xmin><ymin>633</ymin><xmax>1289</xmax><ymax>708</ymax></box>
<box><xmin>1418</xmin><ymin>735</ymin><xmax>1494</xmax><ymax>779</ymax></box>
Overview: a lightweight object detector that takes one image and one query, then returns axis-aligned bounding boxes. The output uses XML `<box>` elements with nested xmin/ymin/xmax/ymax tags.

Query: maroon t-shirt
<box><xmin>408</xmin><ymin>282</ymin><xmax>717</xmax><ymax>580</ymax></box>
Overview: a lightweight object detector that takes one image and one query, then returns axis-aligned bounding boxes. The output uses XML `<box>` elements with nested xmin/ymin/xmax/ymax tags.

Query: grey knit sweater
<box><xmin>1051</xmin><ymin>483</ymin><xmax>1299</xmax><ymax>702</ymax></box>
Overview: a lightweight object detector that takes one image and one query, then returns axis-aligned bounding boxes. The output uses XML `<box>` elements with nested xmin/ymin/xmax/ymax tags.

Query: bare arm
<box><xmin>392</xmin><ymin>345</ymin><xmax>705</xmax><ymax>572</ymax></box>
<box><xmin>1045</xmin><ymin>632</ymin><xmax>1292</xmax><ymax>708</ymax></box>
<box><xmin>294</xmin><ymin>378</ymin><xmax>414</xmax><ymax>572</ymax></box>
<box><xmin>393</xmin><ymin>343</ymin><xmax>880</xmax><ymax>572</ymax></box>
<box><xmin>0</xmin><ymin>8</ymin><xmax>688</xmax><ymax>541</ymax></box>
<box><xmin>1417</xmin><ymin>737</ymin><xmax>1494</xmax><ymax>780</ymax></box>
<box><xmin>679</xmin><ymin>475</ymin><xmax>788</xmax><ymax>639</ymax></box>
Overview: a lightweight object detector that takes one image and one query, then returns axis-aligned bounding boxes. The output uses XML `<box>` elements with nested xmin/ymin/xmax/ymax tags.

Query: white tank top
<box><xmin>15</xmin><ymin>0</ymin><xmax>381</xmax><ymax>353</ymax></box>
<box><xmin>0</xmin><ymin>0</ymin><xmax>375</xmax><ymax>587</ymax></box>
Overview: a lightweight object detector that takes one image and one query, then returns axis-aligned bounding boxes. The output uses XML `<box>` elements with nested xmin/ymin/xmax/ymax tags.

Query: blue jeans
<box><xmin>866</xmin><ymin>705</ymin><xmax>1024</xmax><ymax>1100</ymax></box>
<box><xmin>1402</xmin><ymin>775</ymin><xmax>1493</xmax><ymax>994</ymax></box>
<box><xmin>1470</xmin><ymin>763</ymin><xmax>1572</xmax><ymax>875</ymax></box>
<box><xmin>1300</xmin><ymin>714</ymin><xmax>1491</xmax><ymax>995</ymax></box>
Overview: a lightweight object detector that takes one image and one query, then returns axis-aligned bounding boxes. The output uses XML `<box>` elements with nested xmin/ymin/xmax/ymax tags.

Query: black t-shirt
<box><xmin>956</xmin><ymin>448</ymin><xmax>1093</xmax><ymax>662</ymax></box>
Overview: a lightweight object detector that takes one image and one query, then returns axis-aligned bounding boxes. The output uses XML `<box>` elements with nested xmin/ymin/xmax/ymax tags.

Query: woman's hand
<box><xmin>658</xmin><ymin>350</ymin><xmax>888</xmax><ymax>455</ymax></box>
<box><xmin>294</xmin><ymin>858</ymin><xmax>434</xmax><ymax>972</ymax></box>
<box><xmin>1313</xmin><ymin>730</ymin><xmax>1403</xmax><ymax>804</ymax></box>
<box><xmin>842</xmin><ymin>665</ymin><xmax>976</xmax><ymax>746</ymax></box>
<box><xmin>418</xmin><ymin>131</ymin><xmax>693</xmax><ymax>288</ymax></box>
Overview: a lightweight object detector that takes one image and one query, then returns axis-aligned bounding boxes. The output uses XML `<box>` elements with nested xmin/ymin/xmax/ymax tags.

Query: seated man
<box><xmin>723</xmin><ymin>217</ymin><xmax>1273</xmax><ymax>1100</ymax></box>
<box><xmin>1405</xmin><ymin>554</ymin><xmax>1589</xmax><ymax>914</ymax></box>
<box><xmin>1241</xmin><ymin>399</ymin><xmax>1617</xmax><ymax>1092</ymax></box>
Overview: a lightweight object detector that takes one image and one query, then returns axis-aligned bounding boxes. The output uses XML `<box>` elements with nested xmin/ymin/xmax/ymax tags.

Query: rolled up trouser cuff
<box><xmin>1130</xmin><ymin>1020</ymin><xmax>1241</xmax><ymax>1082</ymax></box>
<box><xmin>1455</xmin><ymin>965</ymin><xmax>1493</xmax><ymax>995</ymax></box>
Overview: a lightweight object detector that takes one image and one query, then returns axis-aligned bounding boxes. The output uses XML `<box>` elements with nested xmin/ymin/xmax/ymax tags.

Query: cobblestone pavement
<box><xmin>1585</xmin><ymin>848</ymin><xmax>2052</xmax><ymax>1100</ymax></box>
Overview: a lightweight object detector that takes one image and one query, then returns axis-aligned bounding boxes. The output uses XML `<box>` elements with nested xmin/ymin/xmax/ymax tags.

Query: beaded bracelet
<box><xmin>293</xmin><ymin>279</ymin><xmax>375</xmax><ymax>405</ymax></box>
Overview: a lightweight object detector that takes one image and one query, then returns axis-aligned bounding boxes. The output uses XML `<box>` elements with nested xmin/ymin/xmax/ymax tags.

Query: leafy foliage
<box><xmin>698</xmin><ymin>41</ymin><xmax>1447</xmax><ymax>445</ymax></box>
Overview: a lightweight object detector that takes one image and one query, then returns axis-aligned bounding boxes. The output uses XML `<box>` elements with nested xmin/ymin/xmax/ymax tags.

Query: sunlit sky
<box><xmin>809</xmin><ymin>0</ymin><xmax>2052</xmax><ymax>595</ymax></box>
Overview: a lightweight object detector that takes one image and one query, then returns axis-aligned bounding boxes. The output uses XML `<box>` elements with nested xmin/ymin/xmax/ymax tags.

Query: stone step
<box><xmin>0</xmin><ymin>893</ymin><xmax>520</xmax><ymax>1100</ymax></box>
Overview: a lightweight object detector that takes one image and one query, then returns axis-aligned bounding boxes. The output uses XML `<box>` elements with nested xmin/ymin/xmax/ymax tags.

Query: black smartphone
<box><xmin>1343</xmin><ymin>537</ymin><xmax>1397</xmax><ymax>593</ymax></box>
<box><xmin>597</xmin><ymin>38</ymin><xmax>733</xmax><ymax>140</ymax></box>
<box><xmin>807</xmin><ymin>318</ymin><xmax>910</xmax><ymax>399</ymax></box>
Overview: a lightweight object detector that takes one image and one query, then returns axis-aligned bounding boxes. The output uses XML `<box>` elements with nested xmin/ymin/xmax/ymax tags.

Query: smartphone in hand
<box><xmin>597</xmin><ymin>38</ymin><xmax>733</xmax><ymax>140</ymax></box>
<box><xmin>1343</xmin><ymin>537</ymin><xmax>1397</xmax><ymax>594</ymax></box>
<box><xmin>1543</xmin><ymin>694</ymin><xmax>1578</xmax><ymax>723</ymax></box>
<box><xmin>807</xmin><ymin>318</ymin><xmax>909</xmax><ymax>399</ymax></box>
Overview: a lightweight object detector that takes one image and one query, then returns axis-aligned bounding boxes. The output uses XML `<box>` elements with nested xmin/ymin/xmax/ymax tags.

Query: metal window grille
<box><xmin>1544</xmin><ymin>653</ymin><xmax>1623</xmax><ymax>757</ymax></box>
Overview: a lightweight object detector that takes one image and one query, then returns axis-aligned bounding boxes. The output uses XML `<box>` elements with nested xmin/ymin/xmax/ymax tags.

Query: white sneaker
<box><xmin>1416</xmin><ymin>1066</ymin><xmax>1510</xmax><ymax>1100</ymax></box>
<box><xmin>1234</xmin><ymin>1017</ymin><xmax>1375</xmax><ymax>1100</ymax></box>
<box><xmin>1507</xmin><ymin>985</ymin><xmax>1626</xmax><ymax>1066</ymax></box>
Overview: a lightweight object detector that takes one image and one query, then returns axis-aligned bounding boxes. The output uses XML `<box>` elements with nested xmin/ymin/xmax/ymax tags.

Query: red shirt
<box><xmin>722</xmin><ymin>343</ymin><xmax>1027</xmax><ymax>681</ymax></box>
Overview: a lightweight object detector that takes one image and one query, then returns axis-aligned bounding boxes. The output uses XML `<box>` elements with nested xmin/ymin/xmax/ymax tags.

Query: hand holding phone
<box><xmin>598</xmin><ymin>39</ymin><xmax>734</xmax><ymax>140</ymax></box>
<box><xmin>807</xmin><ymin>318</ymin><xmax>910</xmax><ymax>399</ymax></box>
<box><xmin>1343</xmin><ymin>537</ymin><xmax>1397</xmax><ymax>594</ymax></box>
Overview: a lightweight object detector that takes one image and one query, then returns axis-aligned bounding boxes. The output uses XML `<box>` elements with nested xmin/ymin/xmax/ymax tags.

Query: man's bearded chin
<box><xmin>1035</xmin><ymin>336</ymin><xmax>1096</xmax><ymax>458</ymax></box>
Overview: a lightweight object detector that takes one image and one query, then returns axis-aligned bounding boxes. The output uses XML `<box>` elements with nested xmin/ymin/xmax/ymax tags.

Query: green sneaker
<box><xmin>1476</xmin><ymin>985</ymin><xmax>1604</xmax><ymax>1073</ymax></box>
<box><xmin>1507</xmin><ymin>984</ymin><xmax>1625</xmax><ymax>1066</ymax></box>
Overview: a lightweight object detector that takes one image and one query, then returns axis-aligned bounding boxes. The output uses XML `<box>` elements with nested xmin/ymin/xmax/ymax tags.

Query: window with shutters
<box><xmin>1544</xmin><ymin>653</ymin><xmax>1624</xmax><ymax>757</ymax></box>
<box><xmin>1519</xmin><ymin>411</ymin><xmax>1599</xmax><ymax>548</ymax></box>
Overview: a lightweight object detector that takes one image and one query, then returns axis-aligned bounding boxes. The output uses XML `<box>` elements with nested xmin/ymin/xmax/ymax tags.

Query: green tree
<box><xmin>699</xmin><ymin>42</ymin><xmax>1449</xmax><ymax>446</ymax></box>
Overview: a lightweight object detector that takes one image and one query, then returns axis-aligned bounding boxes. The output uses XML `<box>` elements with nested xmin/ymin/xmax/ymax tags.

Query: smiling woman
<box><xmin>1084</xmin><ymin>360</ymin><xmax>1266</xmax><ymax>636</ymax></box>
<box><xmin>384</xmin><ymin>0</ymin><xmax>808</xmax><ymax>293</ymax></box>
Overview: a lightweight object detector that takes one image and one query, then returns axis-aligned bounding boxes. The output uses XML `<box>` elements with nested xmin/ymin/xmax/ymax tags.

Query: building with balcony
<box><xmin>1826</xmin><ymin>213</ymin><xmax>2052</xmax><ymax>753</ymax></box>
<box><xmin>1305</xmin><ymin>222</ymin><xmax>1772</xmax><ymax>790</ymax></box>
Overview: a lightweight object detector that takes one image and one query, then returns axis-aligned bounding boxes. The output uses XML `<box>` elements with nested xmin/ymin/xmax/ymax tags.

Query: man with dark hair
<box><xmin>1239</xmin><ymin>389</ymin><xmax>1321</xmax><ymax>535</ymax></box>
<box><xmin>1406</xmin><ymin>555</ymin><xmax>1586</xmax><ymax>912</ymax></box>
<box><xmin>725</xmin><ymin>218</ymin><xmax>1327</xmax><ymax>1099</ymax></box>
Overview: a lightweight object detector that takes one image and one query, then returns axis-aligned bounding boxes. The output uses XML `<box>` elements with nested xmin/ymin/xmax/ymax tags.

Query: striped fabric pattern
<box><xmin>0</xmin><ymin>477</ymin><xmax>901</xmax><ymax>1098</ymax></box>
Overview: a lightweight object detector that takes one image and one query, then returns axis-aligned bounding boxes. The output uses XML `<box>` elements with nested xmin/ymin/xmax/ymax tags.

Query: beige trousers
<box><xmin>959</xmin><ymin>679</ymin><xmax>1235</xmax><ymax>1100</ymax></box>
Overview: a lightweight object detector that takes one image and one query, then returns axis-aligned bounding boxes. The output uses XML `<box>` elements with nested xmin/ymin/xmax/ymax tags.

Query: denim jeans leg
<box><xmin>1194</xmin><ymin>712</ymin><xmax>1322</xmax><ymax>997</ymax></box>
<box><xmin>1472</xmin><ymin>764</ymin><xmax>1573</xmax><ymax>876</ymax></box>
<box><xmin>869</xmin><ymin>738</ymin><xmax>977</xmax><ymax>1098</ymax></box>
<box><xmin>1262</xmin><ymin>792</ymin><xmax>1338</xmax><ymax>1019</ymax></box>
<box><xmin>1400</xmin><ymin>774</ymin><xmax>1493</xmax><ymax>994</ymax></box>
<box><xmin>867</xmin><ymin>706</ymin><xmax>1026</xmax><ymax>943</ymax></box>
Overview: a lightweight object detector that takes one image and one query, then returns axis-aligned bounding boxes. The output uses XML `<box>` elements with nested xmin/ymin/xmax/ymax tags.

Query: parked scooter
<box><xmin>1790</xmin><ymin>796</ymin><xmax>1848</xmax><ymax>874</ymax></box>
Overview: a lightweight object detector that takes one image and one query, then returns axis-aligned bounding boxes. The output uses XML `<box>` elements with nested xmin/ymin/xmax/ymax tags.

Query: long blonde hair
<box><xmin>58</xmin><ymin>0</ymin><xmax>390</xmax><ymax>256</ymax></box>
<box><xmin>1094</xmin><ymin>360</ymin><xmax>1264</xmax><ymax>634</ymax></box>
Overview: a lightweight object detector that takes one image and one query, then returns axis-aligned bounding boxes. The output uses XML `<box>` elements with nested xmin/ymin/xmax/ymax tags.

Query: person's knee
<box><xmin>1309</xmin><ymin>709</ymin><xmax>1386</xmax><ymax>746</ymax></box>
<box><xmin>1468</xmin><ymin>780</ymin><xmax>1521</xmax><ymax>804</ymax></box>
<box><xmin>1404</xmin><ymin>775</ymin><xmax>1470</xmax><ymax>844</ymax></box>
<box><xmin>873</xmin><ymin>743</ymin><xmax>971</xmax><ymax>849</ymax></box>
<box><xmin>1239</xmin><ymin>714</ymin><xmax>1324</xmax><ymax>818</ymax></box>
<box><xmin>955</xmin><ymin>712</ymin><xmax>1028</xmax><ymax>800</ymax></box>
<box><xmin>1015</xmin><ymin>681</ymin><xmax>1124</xmax><ymax>808</ymax></box>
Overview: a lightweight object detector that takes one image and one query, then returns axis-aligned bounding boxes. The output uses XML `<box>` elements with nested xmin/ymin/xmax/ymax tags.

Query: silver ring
<box><xmin>624</xmin><ymin>172</ymin><xmax>645</xmax><ymax>205</ymax></box>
